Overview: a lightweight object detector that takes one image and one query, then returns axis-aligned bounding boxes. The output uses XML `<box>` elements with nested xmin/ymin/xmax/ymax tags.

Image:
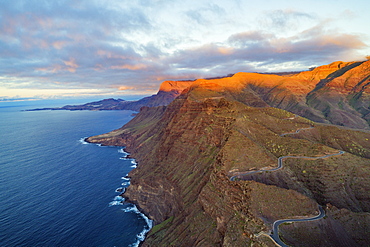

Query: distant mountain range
<box><xmin>29</xmin><ymin>60</ymin><xmax>370</xmax><ymax>130</ymax></box>
<box><xmin>27</xmin><ymin>80</ymin><xmax>194</xmax><ymax>112</ymax></box>
<box><xmin>86</xmin><ymin>59</ymin><xmax>370</xmax><ymax>246</ymax></box>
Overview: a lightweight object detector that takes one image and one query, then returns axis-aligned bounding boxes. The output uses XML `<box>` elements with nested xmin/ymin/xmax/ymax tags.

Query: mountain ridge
<box><xmin>86</xmin><ymin>60</ymin><xmax>370</xmax><ymax>246</ymax></box>
<box><xmin>28</xmin><ymin>59</ymin><xmax>370</xmax><ymax>130</ymax></box>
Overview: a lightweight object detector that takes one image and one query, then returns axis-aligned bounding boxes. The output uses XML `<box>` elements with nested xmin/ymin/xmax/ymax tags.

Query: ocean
<box><xmin>0</xmin><ymin>100</ymin><xmax>151</xmax><ymax>247</ymax></box>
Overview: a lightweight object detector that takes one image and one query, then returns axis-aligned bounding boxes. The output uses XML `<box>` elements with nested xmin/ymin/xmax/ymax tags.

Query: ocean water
<box><xmin>0</xmin><ymin>101</ymin><xmax>151</xmax><ymax>247</ymax></box>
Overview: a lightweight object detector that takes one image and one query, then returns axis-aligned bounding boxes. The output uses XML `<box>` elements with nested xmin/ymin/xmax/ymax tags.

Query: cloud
<box><xmin>228</xmin><ymin>31</ymin><xmax>275</xmax><ymax>44</ymax></box>
<box><xmin>118</xmin><ymin>86</ymin><xmax>135</xmax><ymax>91</ymax></box>
<box><xmin>164</xmin><ymin>23</ymin><xmax>367</xmax><ymax>75</ymax></box>
<box><xmin>259</xmin><ymin>9</ymin><xmax>316</xmax><ymax>32</ymax></box>
<box><xmin>63</xmin><ymin>58</ymin><xmax>79</xmax><ymax>73</ymax></box>
<box><xmin>111</xmin><ymin>64</ymin><xmax>148</xmax><ymax>70</ymax></box>
<box><xmin>185</xmin><ymin>3</ymin><xmax>226</xmax><ymax>25</ymax></box>
<box><xmin>0</xmin><ymin>1</ymin><xmax>369</xmax><ymax>99</ymax></box>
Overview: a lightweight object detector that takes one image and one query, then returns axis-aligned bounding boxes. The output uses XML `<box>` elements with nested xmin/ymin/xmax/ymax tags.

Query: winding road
<box><xmin>230</xmin><ymin>126</ymin><xmax>345</xmax><ymax>246</ymax></box>
<box><xmin>269</xmin><ymin>205</ymin><xmax>326</xmax><ymax>247</ymax></box>
<box><xmin>279</xmin><ymin>126</ymin><xmax>314</xmax><ymax>136</ymax></box>
<box><xmin>230</xmin><ymin>150</ymin><xmax>345</xmax><ymax>181</ymax></box>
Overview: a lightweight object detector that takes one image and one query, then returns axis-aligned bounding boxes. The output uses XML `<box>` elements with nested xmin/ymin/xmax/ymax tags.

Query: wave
<box><xmin>94</xmin><ymin>143</ymin><xmax>150</xmax><ymax>245</ymax></box>
<box><xmin>123</xmin><ymin>205</ymin><xmax>153</xmax><ymax>247</ymax></box>
<box><xmin>109</xmin><ymin>195</ymin><xmax>125</xmax><ymax>206</ymax></box>
<box><xmin>78</xmin><ymin>137</ymin><xmax>89</xmax><ymax>145</ymax></box>
<box><xmin>118</xmin><ymin>148</ymin><xmax>128</xmax><ymax>155</ymax></box>
<box><xmin>113</xmin><ymin>195</ymin><xmax>124</xmax><ymax>201</ymax></box>
<box><xmin>115</xmin><ymin>187</ymin><xmax>125</xmax><ymax>193</ymax></box>
<box><xmin>108</xmin><ymin>200</ymin><xmax>124</xmax><ymax>206</ymax></box>
<box><xmin>78</xmin><ymin>137</ymin><xmax>102</xmax><ymax>146</ymax></box>
<box><xmin>121</xmin><ymin>181</ymin><xmax>130</xmax><ymax>186</ymax></box>
<box><xmin>130</xmin><ymin>160</ymin><xmax>137</xmax><ymax>168</ymax></box>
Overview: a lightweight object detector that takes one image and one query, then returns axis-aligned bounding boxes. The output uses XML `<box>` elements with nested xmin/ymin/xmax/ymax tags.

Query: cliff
<box><xmin>182</xmin><ymin>60</ymin><xmax>370</xmax><ymax>130</ymax></box>
<box><xmin>87</xmin><ymin>64</ymin><xmax>370</xmax><ymax>246</ymax></box>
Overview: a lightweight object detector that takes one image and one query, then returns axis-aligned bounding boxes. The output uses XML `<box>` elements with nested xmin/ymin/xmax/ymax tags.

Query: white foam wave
<box><xmin>130</xmin><ymin>160</ymin><xmax>138</xmax><ymax>168</ymax></box>
<box><xmin>115</xmin><ymin>187</ymin><xmax>125</xmax><ymax>193</ymax></box>
<box><xmin>121</xmin><ymin>181</ymin><xmax>130</xmax><ymax>186</ymax></box>
<box><xmin>109</xmin><ymin>200</ymin><xmax>124</xmax><ymax>206</ymax></box>
<box><xmin>113</xmin><ymin>195</ymin><xmax>124</xmax><ymax>201</ymax></box>
<box><xmin>118</xmin><ymin>148</ymin><xmax>128</xmax><ymax>155</ymax></box>
<box><xmin>124</xmin><ymin>205</ymin><xmax>153</xmax><ymax>246</ymax></box>
<box><xmin>78</xmin><ymin>137</ymin><xmax>89</xmax><ymax>144</ymax></box>
<box><xmin>122</xmin><ymin>205</ymin><xmax>136</xmax><ymax>213</ymax></box>
<box><xmin>115</xmin><ymin>150</ymin><xmax>151</xmax><ymax>246</ymax></box>
<box><xmin>109</xmin><ymin>195</ymin><xmax>126</xmax><ymax>206</ymax></box>
<box><xmin>129</xmin><ymin>239</ymin><xmax>140</xmax><ymax>247</ymax></box>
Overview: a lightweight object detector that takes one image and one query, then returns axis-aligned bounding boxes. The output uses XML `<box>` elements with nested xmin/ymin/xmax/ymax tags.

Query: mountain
<box><xmin>29</xmin><ymin>60</ymin><xmax>370</xmax><ymax>131</ymax></box>
<box><xmin>87</xmin><ymin>59</ymin><xmax>370</xmax><ymax>246</ymax></box>
<box><xmin>26</xmin><ymin>80</ymin><xmax>194</xmax><ymax>112</ymax></box>
<box><xmin>183</xmin><ymin>60</ymin><xmax>370</xmax><ymax>130</ymax></box>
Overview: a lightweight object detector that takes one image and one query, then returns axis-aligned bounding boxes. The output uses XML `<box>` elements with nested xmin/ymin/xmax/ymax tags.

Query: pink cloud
<box><xmin>63</xmin><ymin>58</ymin><xmax>79</xmax><ymax>73</ymax></box>
<box><xmin>110</xmin><ymin>64</ymin><xmax>147</xmax><ymax>70</ymax></box>
<box><xmin>52</xmin><ymin>41</ymin><xmax>68</xmax><ymax>50</ymax></box>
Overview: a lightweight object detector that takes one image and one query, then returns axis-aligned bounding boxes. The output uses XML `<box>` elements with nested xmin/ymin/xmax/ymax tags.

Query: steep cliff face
<box><xmin>167</xmin><ymin>60</ymin><xmax>370</xmax><ymax>130</ymax></box>
<box><xmin>245</xmin><ymin>60</ymin><xmax>370</xmax><ymax>129</ymax></box>
<box><xmin>306</xmin><ymin>60</ymin><xmax>370</xmax><ymax>129</ymax></box>
<box><xmin>88</xmin><ymin>78</ymin><xmax>370</xmax><ymax>246</ymax></box>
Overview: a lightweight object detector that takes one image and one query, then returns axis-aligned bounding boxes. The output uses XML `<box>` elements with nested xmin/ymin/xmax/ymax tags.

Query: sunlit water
<box><xmin>0</xmin><ymin>101</ymin><xmax>151</xmax><ymax>247</ymax></box>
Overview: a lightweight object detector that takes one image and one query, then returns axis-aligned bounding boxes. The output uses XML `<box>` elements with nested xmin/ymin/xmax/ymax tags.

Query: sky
<box><xmin>1</xmin><ymin>0</ymin><xmax>370</xmax><ymax>101</ymax></box>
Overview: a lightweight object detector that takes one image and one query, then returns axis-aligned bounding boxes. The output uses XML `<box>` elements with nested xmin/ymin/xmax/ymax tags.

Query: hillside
<box><xmin>181</xmin><ymin>60</ymin><xmax>370</xmax><ymax>130</ymax></box>
<box><xmin>87</xmin><ymin>63</ymin><xmax>370</xmax><ymax>246</ymax></box>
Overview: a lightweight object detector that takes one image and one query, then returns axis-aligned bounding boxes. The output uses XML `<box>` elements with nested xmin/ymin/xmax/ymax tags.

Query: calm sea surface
<box><xmin>0</xmin><ymin>101</ymin><xmax>151</xmax><ymax>247</ymax></box>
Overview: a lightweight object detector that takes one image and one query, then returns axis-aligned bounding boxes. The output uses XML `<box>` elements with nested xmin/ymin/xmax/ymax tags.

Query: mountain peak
<box><xmin>158</xmin><ymin>80</ymin><xmax>194</xmax><ymax>93</ymax></box>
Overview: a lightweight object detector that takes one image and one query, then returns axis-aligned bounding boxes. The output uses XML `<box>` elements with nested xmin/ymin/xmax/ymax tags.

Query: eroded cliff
<box><xmin>87</xmin><ymin>76</ymin><xmax>370</xmax><ymax>246</ymax></box>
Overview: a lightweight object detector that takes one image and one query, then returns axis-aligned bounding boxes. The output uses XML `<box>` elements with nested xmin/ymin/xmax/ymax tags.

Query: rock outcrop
<box><xmin>87</xmin><ymin>65</ymin><xmax>370</xmax><ymax>246</ymax></box>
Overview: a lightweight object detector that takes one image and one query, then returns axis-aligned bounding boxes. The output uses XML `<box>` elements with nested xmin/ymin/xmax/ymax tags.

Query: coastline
<box><xmin>84</xmin><ymin>138</ymin><xmax>153</xmax><ymax>246</ymax></box>
<box><xmin>82</xmin><ymin>86</ymin><xmax>370</xmax><ymax>246</ymax></box>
